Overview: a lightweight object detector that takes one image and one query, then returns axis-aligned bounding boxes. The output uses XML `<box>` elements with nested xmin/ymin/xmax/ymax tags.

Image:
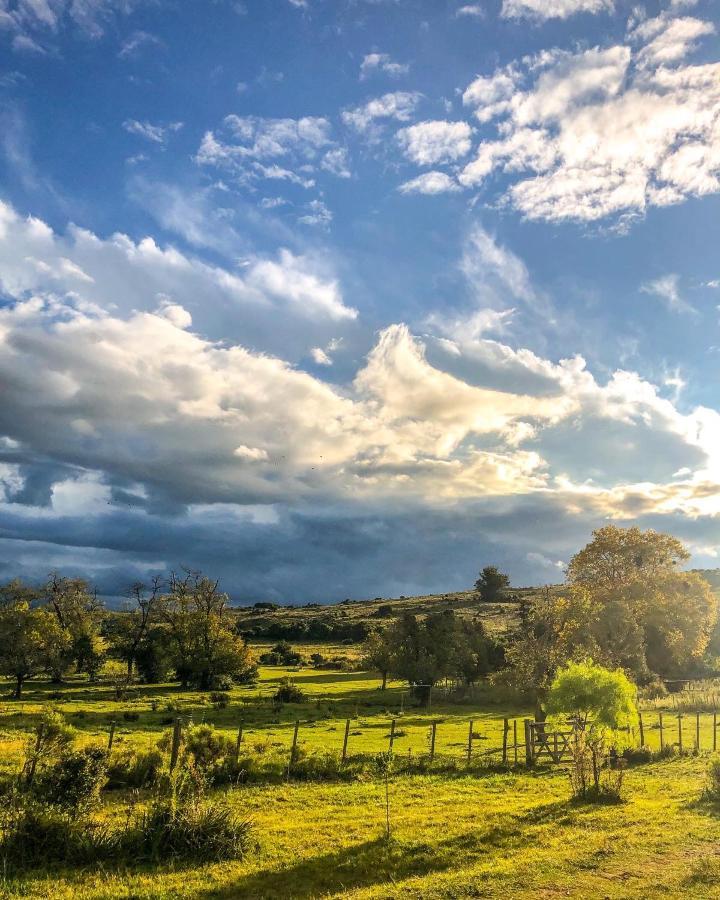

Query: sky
<box><xmin>0</xmin><ymin>0</ymin><xmax>720</xmax><ymax>604</ymax></box>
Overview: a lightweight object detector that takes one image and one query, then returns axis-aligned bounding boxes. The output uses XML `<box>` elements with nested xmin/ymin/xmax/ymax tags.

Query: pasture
<box><xmin>2</xmin><ymin>654</ymin><xmax>720</xmax><ymax>899</ymax></box>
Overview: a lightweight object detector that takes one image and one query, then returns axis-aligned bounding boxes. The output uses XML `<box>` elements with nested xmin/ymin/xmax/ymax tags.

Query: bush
<box><xmin>273</xmin><ymin>678</ymin><xmax>305</xmax><ymax>704</ymax></box>
<box><xmin>0</xmin><ymin>793</ymin><xmax>252</xmax><ymax>870</ymax></box>
<box><xmin>704</xmin><ymin>757</ymin><xmax>720</xmax><ymax>801</ymax></box>
<box><xmin>106</xmin><ymin>749</ymin><xmax>164</xmax><ymax>789</ymax></box>
<box><xmin>209</xmin><ymin>691</ymin><xmax>231</xmax><ymax>708</ymax></box>
<box><xmin>183</xmin><ymin>724</ymin><xmax>235</xmax><ymax>772</ymax></box>
<box><xmin>124</xmin><ymin>796</ymin><xmax>253</xmax><ymax>863</ymax></box>
<box><xmin>123</xmin><ymin>711</ymin><xmax>140</xmax><ymax>722</ymax></box>
<box><xmin>0</xmin><ymin>800</ymin><xmax>116</xmax><ymax>869</ymax></box>
<box><xmin>32</xmin><ymin>747</ymin><xmax>107</xmax><ymax>810</ymax></box>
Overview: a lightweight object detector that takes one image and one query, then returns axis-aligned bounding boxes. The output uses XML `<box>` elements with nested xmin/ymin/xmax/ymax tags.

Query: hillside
<box><xmin>233</xmin><ymin>584</ymin><xmax>561</xmax><ymax>642</ymax></box>
<box><xmin>235</xmin><ymin>569</ymin><xmax>720</xmax><ymax>643</ymax></box>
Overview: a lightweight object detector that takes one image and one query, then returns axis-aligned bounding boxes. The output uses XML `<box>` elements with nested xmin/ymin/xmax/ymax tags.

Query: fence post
<box><xmin>342</xmin><ymin>718</ymin><xmax>350</xmax><ymax>764</ymax></box>
<box><xmin>513</xmin><ymin>719</ymin><xmax>518</xmax><ymax>765</ymax></box>
<box><xmin>678</xmin><ymin>713</ymin><xmax>683</xmax><ymax>753</ymax></box>
<box><xmin>235</xmin><ymin>721</ymin><xmax>243</xmax><ymax>762</ymax></box>
<box><xmin>427</xmin><ymin>685</ymin><xmax>433</xmax><ymax>711</ymax></box>
<box><xmin>524</xmin><ymin>719</ymin><xmax>534</xmax><ymax>767</ymax></box>
<box><xmin>714</xmin><ymin>710</ymin><xmax>717</xmax><ymax>753</ymax></box>
<box><xmin>107</xmin><ymin>721</ymin><xmax>116</xmax><ymax>753</ymax></box>
<box><xmin>388</xmin><ymin>718</ymin><xmax>396</xmax><ymax>752</ymax></box>
<box><xmin>169</xmin><ymin>717</ymin><xmax>182</xmax><ymax>773</ymax></box>
<box><xmin>430</xmin><ymin>721</ymin><xmax>437</xmax><ymax>762</ymax></box>
<box><xmin>26</xmin><ymin>724</ymin><xmax>45</xmax><ymax>786</ymax></box>
<box><xmin>659</xmin><ymin>712</ymin><xmax>664</xmax><ymax>750</ymax></box>
<box><xmin>467</xmin><ymin>720</ymin><xmax>474</xmax><ymax>764</ymax></box>
<box><xmin>291</xmin><ymin>720</ymin><xmax>300</xmax><ymax>767</ymax></box>
<box><xmin>638</xmin><ymin>712</ymin><xmax>644</xmax><ymax>747</ymax></box>
<box><xmin>501</xmin><ymin>718</ymin><xmax>509</xmax><ymax>764</ymax></box>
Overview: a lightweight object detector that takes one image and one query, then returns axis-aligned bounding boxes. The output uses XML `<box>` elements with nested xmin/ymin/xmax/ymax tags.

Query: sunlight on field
<box><xmin>4</xmin><ymin>663</ymin><xmax>720</xmax><ymax>898</ymax></box>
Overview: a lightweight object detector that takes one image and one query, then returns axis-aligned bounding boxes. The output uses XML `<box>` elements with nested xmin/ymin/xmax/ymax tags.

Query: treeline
<box><xmin>360</xmin><ymin>526</ymin><xmax>720</xmax><ymax>714</ymax></box>
<box><xmin>0</xmin><ymin>572</ymin><xmax>256</xmax><ymax>697</ymax></box>
<box><xmin>363</xmin><ymin>610</ymin><xmax>505</xmax><ymax>698</ymax></box>
<box><xmin>241</xmin><ymin>618</ymin><xmax>371</xmax><ymax>643</ymax></box>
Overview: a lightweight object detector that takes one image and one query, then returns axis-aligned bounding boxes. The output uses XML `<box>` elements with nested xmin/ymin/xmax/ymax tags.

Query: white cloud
<box><xmin>458</xmin><ymin>18</ymin><xmax>720</xmax><ymax>224</ymax></box>
<box><xmin>195</xmin><ymin>114</ymin><xmax>347</xmax><ymax>189</ymax></box>
<box><xmin>311</xmin><ymin>347</ymin><xmax>332</xmax><ymax>365</ymax></box>
<box><xmin>632</xmin><ymin>13</ymin><xmax>715</xmax><ymax>69</ymax></box>
<box><xmin>298</xmin><ymin>198</ymin><xmax>333</xmax><ymax>227</ymax></box>
<box><xmin>360</xmin><ymin>53</ymin><xmax>409</xmax><ymax>80</ymax></box>
<box><xmin>396</xmin><ymin>120</ymin><xmax>472</xmax><ymax>165</ymax></box>
<box><xmin>456</xmin><ymin>5</ymin><xmax>485</xmax><ymax>17</ymax></box>
<box><xmin>398</xmin><ymin>172</ymin><xmax>460</xmax><ymax>194</ymax></box>
<box><xmin>640</xmin><ymin>274</ymin><xmax>696</xmax><ymax>315</ymax></box>
<box><xmin>122</xmin><ymin>119</ymin><xmax>183</xmax><ymax>144</ymax></box>
<box><xmin>501</xmin><ymin>0</ymin><xmax>614</xmax><ymax>20</ymax></box>
<box><xmin>342</xmin><ymin>92</ymin><xmax>422</xmax><ymax>134</ymax></box>
<box><xmin>0</xmin><ymin>199</ymin><xmax>357</xmax><ymax>361</ymax></box>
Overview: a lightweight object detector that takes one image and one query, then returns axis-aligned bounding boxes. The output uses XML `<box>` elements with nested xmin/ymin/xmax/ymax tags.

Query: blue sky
<box><xmin>1</xmin><ymin>0</ymin><xmax>720</xmax><ymax>603</ymax></box>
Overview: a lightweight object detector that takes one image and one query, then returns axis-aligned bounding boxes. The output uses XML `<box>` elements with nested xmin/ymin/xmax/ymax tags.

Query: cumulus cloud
<box><xmin>195</xmin><ymin>114</ymin><xmax>348</xmax><ymax>190</ymax></box>
<box><xmin>122</xmin><ymin>119</ymin><xmax>183</xmax><ymax>144</ymax></box>
<box><xmin>396</xmin><ymin>120</ymin><xmax>473</xmax><ymax>166</ymax></box>
<box><xmin>501</xmin><ymin>0</ymin><xmax>614</xmax><ymax>20</ymax></box>
<box><xmin>456</xmin><ymin>5</ymin><xmax>485</xmax><ymax>17</ymax></box>
<box><xmin>342</xmin><ymin>92</ymin><xmax>422</xmax><ymax>135</ymax></box>
<box><xmin>458</xmin><ymin>15</ymin><xmax>720</xmax><ymax>224</ymax></box>
<box><xmin>360</xmin><ymin>52</ymin><xmax>409</xmax><ymax>80</ymax></box>
<box><xmin>398</xmin><ymin>172</ymin><xmax>460</xmax><ymax>194</ymax></box>
<box><xmin>0</xmin><ymin>0</ymin><xmax>144</xmax><ymax>51</ymax></box>
<box><xmin>0</xmin><ymin>200</ymin><xmax>357</xmax><ymax>360</ymax></box>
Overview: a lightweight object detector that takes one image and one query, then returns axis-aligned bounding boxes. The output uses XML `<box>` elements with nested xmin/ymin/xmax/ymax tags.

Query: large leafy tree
<box><xmin>0</xmin><ymin>581</ymin><xmax>72</xmax><ymax>697</ymax></box>
<box><xmin>41</xmin><ymin>573</ymin><xmax>105</xmax><ymax>680</ymax></box>
<box><xmin>505</xmin><ymin>527</ymin><xmax>717</xmax><ymax>715</ymax></box>
<box><xmin>159</xmin><ymin>572</ymin><xmax>256</xmax><ymax>689</ymax></box>
<box><xmin>363</xmin><ymin>610</ymin><xmax>503</xmax><ymax>700</ymax></box>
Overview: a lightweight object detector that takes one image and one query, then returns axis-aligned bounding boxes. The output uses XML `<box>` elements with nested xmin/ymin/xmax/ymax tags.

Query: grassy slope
<box><xmin>3</xmin><ymin>665</ymin><xmax>720</xmax><ymax>898</ymax></box>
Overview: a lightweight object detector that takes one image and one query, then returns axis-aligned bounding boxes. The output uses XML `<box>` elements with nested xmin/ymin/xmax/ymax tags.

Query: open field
<box><xmin>4</xmin><ymin>657</ymin><xmax>720</xmax><ymax>898</ymax></box>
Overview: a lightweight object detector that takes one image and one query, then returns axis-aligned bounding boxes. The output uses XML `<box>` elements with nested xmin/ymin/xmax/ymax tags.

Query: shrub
<box><xmin>0</xmin><ymin>800</ymin><xmax>116</xmax><ymax>869</ymax></box>
<box><xmin>209</xmin><ymin>691</ymin><xmax>231</xmax><ymax>708</ymax></box>
<box><xmin>704</xmin><ymin>757</ymin><xmax>720</xmax><ymax>801</ymax></box>
<box><xmin>273</xmin><ymin>678</ymin><xmax>305</xmax><ymax>704</ymax></box>
<box><xmin>106</xmin><ymin>749</ymin><xmax>164</xmax><ymax>789</ymax></box>
<box><xmin>183</xmin><ymin>724</ymin><xmax>235</xmax><ymax>772</ymax></box>
<box><xmin>124</xmin><ymin>795</ymin><xmax>253</xmax><ymax>863</ymax></box>
<box><xmin>123</xmin><ymin>711</ymin><xmax>140</xmax><ymax>722</ymax></box>
<box><xmin>32</xmin><ymin>747</ymin><xmax>107</xmax><ymax>810</ymax></box>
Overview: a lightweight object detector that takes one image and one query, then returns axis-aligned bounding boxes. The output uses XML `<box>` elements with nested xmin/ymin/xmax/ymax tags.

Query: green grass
<box><xmin>4</xmin><ymin>660</ymin><xmax>720</xmax><ymax>898</ymax></box>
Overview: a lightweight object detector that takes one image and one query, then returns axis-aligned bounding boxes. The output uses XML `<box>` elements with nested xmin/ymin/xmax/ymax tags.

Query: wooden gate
<box><xmin>524</xmin><ymin>720</ymin><xmax>575</xmax><ymax>764</ymax></box>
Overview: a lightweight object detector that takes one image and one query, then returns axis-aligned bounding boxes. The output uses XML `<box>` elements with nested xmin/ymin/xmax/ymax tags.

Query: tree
<box><xmin>41</xmin><ymin>573</ymin><xmax>105</xmax><ymax>681</ymax></box>
<box><xmin>106</xmin><ymin>577</ymin><xmax>163</xmax><ymax>679</ymax></box>
<box><xmin>0</xmin><ymin>582</ymin><xmax>71</xmax><ymax>698</ymax></box>
<box><xmin>366</xmin><ymin>609</ymin><xmax>505</xmax><ymax>702</ymax></box>
<box><xmin>362</xmin><ymin>631</ymin><xmax>395</xmax><ymax>690</ymax></box>
<box><xmin>567</xmin><ymin>525</ymin><xmax>688</xmax><ymax>588</ymax></box>
<box><xmin>546</xmin><ymin>659</ymin><xmax>637</xmax><ymax>798</ymax></box>
<box><xmin>475</xmin><ymin>566</ymin><xmax>510</xmax><ymax>602</ymax></box>
<box><xmin>505</xmin><ymin>527</ymin><xmax>718</xmax><ymax>716</ymax></box>
<box><xmin>159</xmin><ymin>572</ymin><xmax>257</xmax><ymax>689</ymax></box>
<box><xmin>567</xmin><ymin>526</ymin><xmax>717</xmax><ymax>678</ymax></box>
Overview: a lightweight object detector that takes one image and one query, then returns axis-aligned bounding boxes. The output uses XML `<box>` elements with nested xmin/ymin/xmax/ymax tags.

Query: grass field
<box><xmin>3</xmin><ymin>653</ymin><xmax>720</xmax><ymax>898</ymax></box>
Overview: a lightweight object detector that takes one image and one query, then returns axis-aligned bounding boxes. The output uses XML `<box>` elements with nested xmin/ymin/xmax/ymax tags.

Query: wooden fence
<box><xmin>25</xmin><ymin>708</ymin><xmax>720</xmax><ymax>781</ymax></box>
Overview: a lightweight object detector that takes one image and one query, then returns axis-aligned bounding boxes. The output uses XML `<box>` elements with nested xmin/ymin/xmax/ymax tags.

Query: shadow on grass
<box><xmin>195</xmin><ymin>799</ymin><xmax>587</xmax><ymax>900</ymax></box>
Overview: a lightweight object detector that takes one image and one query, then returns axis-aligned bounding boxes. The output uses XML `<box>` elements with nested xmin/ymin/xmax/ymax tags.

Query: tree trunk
<box><xmin>534</xmin><ymin>699</ymin><xmax>547</xmax><ymax>737</ymax></box>
<box><xmin>381</xmin><ymin>670</ymin><xmax>387</xmax><ymax>691</ymax></box>
<box><xmin>14</xmin><ymin>674</ymin><xmax>23</xmax><ymax>699</ymax></box>
<box><xmin>126</xmin><ymin>658</ymin><xmax>134</xmax><ymax>679</ymax></box>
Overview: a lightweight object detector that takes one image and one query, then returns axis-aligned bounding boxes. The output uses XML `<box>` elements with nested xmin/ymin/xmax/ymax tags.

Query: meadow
<box><xmin>3</xmin><ymin>649</ymin><xmax>720</xmax><ymax>899</ymax></box>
